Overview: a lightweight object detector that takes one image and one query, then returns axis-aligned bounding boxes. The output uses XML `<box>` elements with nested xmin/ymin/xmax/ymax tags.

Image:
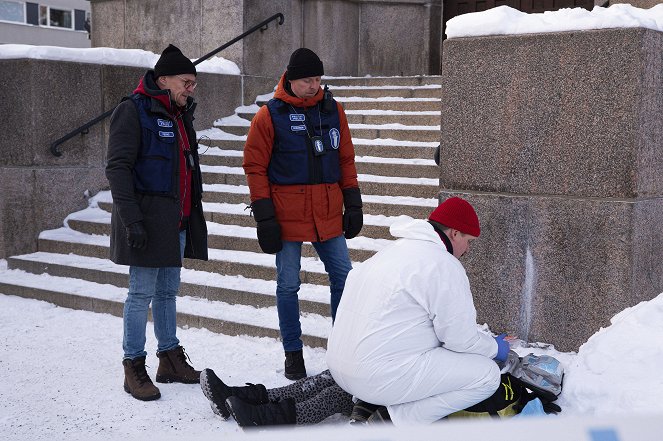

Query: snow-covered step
<box><xmin>36</xmin><ymin>227</ymin><xmax>357</xmax><ymax>286</ymax></box>
<box><xmin>6</xmin><ymin>252</ymin><xmax>333</xmax><ymax>316</ymax></box>
<box><xmin>322</xmin><ymin>75</ymin><xmax>442</xmax><ymax>87</ymax></box>
<box><xmin>252</xmin><ymin>96</ymin><xmax>441</xmax><ymax>112</ymax></box>
<box><xmin>0</xmin><ymin>267</ymin><xmax>330</xmax><ymax>348</ymax></box>
<box><xmin>214</xmin><ymin>121</ymin><xmax>441</xmax><ymax>143</ymax></box>
<box><xmin>344</xmin><ymin>109</ymin><xmax>441</xmax><ymax>126</ymax></box>
<box><xmin>327</xmin><ymin>84</ymin><xmax>441</xmax><ymax>99</ymax></box>
<box><xmin>236</xmin><ymin>109</ymin><xmax>441</xmax><ymax>126</ymax></box>
<box><xmin>199</xmin><ymin>165</ymin><xmax>438</xmax><ymax>198</ymax></box>
<box><xmin>199</xmin><ymin>147</ymin><xmax>438</xmax><ymax>179</ymax></box>
<box><xmin>199</xmin><ymin>184</ymin><xmax>437</xmax><ymax>218</ymax></box>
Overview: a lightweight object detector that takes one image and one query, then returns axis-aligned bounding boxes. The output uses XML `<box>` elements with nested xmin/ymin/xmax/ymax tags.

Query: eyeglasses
<box><xmin>175</xmin><ymin>75</ymin><xmax>197</xmax><ymax>90</ymax></box>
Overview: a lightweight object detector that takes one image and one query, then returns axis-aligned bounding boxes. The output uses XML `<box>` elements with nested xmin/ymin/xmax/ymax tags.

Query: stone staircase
<box><xmin>0</xmin><ymin>76</ymin><xmax>441</xmax><ymax>349</ymax></box>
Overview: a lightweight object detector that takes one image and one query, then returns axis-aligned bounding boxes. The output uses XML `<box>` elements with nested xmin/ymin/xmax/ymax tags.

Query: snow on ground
<box><xmin>2</xmin><ymin>286</ymin><xmax>663</xmax><ymax>440</ymax></box>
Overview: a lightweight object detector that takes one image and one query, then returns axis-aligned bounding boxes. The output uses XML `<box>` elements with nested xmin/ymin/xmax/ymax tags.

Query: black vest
<box><xmin>266</xmin><ymin>98</ymin><xmax>342</xmax><ymax>185</ymax></box>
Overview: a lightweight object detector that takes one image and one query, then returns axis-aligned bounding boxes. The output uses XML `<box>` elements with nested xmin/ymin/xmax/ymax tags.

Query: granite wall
<box><xmin>440</xmin><ymin>28</ymin><xmax>663</xmax><ymax>352</ymax></box>
<box><xmin>89</xmin><ymin>0</ymin><xmax>443</xmax><ymax>77</ymax></box>
<box><xmin>0</xmin><ymin>59</ymin><xmax>242</xmax><ymax>259</ymax></box>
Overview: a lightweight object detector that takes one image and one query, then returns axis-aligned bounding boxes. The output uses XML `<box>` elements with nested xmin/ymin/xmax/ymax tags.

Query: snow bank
<box><xmin>446</xmin><ymin>4</ymin><xmax>663</xmax><ymax>39</ymax></box>
<box><xmin>559</xmin><ymin>292</ymin><xmax>663</xmax><ymax>415</ymax></box>
<box><xmin>0</xmin><ymin>44</ymin><xmax>240</xmax><ymax>75</ymax></box>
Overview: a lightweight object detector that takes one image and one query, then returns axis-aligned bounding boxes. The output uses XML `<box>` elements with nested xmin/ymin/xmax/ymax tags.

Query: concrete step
<box><xmin>199</xmin><ymin>149</ymin><xmax>438</xmax><ymax>179</ymax></box>
<box><xmin>235</xmin><ymin>110</ymin><xmax>441</xmax><ymax>126</ymax></box>
<box><xmin>322</xmin><ymin>76</ymin><xmax>442</xmax><ymax>87</ymax></box>
<box><xmin>197</xmin><ymin>189</ymin><xmax>437</xmax><ymax>219</ymax></box>
<box><xmin>328</xmin><ymin>85</ymin><xmax>441</xmax><ymax>99</ymax></box>
<box><xmin>65</xmin><ymin>216</ymin><xmax>387</xmax><ymax>261</ymax></box>
<box><xmin>200</xmin><ymin>138</ymin><xmax>440</xmax><ymax>161</ymax></box>
<box><xmin>215</xmin><ymin>122</ymin><xmax>440</xmax><ymax>143</ymax></box>
<box><xmin>0</xmin><ymin>266</ymin><xmax>329</xmax><ymax>348</ymax></box>
<box><xmin>198</xmin><ymin>166</ymin><xmax>438</xmax><ymax>199</ymax></box>
<box><xmin>68</xmin><ymin>203</ymin><xmax>401</xmax><ymax>245</ymax></box>
<box><xmin>254</xmin><ymin>97</ymin><xmax>441</xmax><ymax>112</ymax></box>
<box><xmin>6</xmin><ymin>251</ymin><xmax>332</xmax><ymax>317</ymax></box>
<box><xmin>36</xmin><ymin>228</ymin><xmax>356</xmax><ymax>287</ymax></box>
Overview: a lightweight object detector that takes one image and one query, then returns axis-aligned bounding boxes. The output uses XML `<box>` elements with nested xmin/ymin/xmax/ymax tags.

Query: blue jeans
<box><xmin>275</xmin><ymin>235</ymin><xmax>352</xmax><ymax>352</ymax></box>
<box><xmin>123</xmin><ymin>230</ymin><xmax>185</xmax><ymax>359</ymax></box>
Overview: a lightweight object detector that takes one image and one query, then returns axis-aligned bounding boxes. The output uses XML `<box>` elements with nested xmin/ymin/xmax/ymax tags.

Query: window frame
<box><xmin>39</xmin><ymin>4</ymin><xmax>75</xmax><ymax>30</ymax></box>
<box><xmin>0</xmin><ymin>0</ymin><xmax>27</xmax><ymax>25</ymax></box>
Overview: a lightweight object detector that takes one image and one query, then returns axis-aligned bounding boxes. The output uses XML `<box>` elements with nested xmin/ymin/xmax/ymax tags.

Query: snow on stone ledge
<box><xmin>0</xmin><ymin>44</ymin><xmax>240</xmax><ymax>75</ymax></box>
<box><xmin>446</xmin><ymin>4</ymin><xmax>663</xmax><ymax>39</ymax></box>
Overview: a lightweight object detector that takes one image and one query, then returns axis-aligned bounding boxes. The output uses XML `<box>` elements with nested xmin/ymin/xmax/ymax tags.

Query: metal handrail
<box><xmin>50</xmin><ymin>12</ymin><xmax>285</xmax><ymax>157</ymax></box>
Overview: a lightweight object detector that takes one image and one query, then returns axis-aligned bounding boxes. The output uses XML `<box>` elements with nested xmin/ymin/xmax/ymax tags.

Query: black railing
<box><xmin>50</xmin><ymin>12</ymin><xmax>285</xmax><ymax>157</ymax></box>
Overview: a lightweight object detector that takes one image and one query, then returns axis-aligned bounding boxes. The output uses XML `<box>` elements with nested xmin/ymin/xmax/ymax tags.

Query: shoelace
<box><xmin>178</xmin><ymin>348</ymin><xmax>195</xmax><ymax>370</ymax></box>
<box><xmin>135</xmin><ymin>363</ymin><xmax>152</xmax><ymax>385</ymax></box>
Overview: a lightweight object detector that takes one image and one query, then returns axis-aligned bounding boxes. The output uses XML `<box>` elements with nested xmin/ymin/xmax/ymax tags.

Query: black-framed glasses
<box><xmin>175</xmin><ymin>75</ymin><xmax>197</xmax><ymax>90</ymax></box>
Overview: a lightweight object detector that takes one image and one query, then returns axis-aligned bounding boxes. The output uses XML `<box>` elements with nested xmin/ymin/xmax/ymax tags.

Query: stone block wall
<box><xmin>440</xmin><ymin>28</ymin><xmax>663</xmax><ymax>351</ymax></box>
<box><xmin>0</xmin><ymin>59</ymin><xmax>242</xmax><ymax>259</ymax></box>
<box><xmin>89</xmin><ymin>0</ymin><xmax>442</xmax><ymax>77</ymax></box>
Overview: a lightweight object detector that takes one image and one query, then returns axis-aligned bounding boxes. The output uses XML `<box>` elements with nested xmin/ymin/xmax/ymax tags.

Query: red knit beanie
<box><xmin>428</xmin><ymin>197</ymin><xmax>480</xmax><ymax>237</ymax></box>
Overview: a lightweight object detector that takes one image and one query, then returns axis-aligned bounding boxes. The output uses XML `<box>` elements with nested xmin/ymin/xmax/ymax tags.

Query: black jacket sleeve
<box><xmin>105</xmin><ymin>99</ymin><xmax>143</xmax><ymax>227</ymax></box>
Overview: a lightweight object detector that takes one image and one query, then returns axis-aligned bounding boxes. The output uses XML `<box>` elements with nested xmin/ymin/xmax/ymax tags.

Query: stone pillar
<box><xmin>440</xmin><ymin>28</ymin><xmax>663</xmax><ymax>351</ymax></box>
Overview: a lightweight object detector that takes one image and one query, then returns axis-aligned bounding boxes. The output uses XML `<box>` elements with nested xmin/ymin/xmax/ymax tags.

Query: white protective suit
<box><xmin>326</xmin><ymin>218</ymin><xmax>501</xmax><ymax>425</ymax></box>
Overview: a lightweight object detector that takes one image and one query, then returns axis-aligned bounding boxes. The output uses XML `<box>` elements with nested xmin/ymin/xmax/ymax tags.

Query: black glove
<box><xmin>251</xmin><ymin>198</ymin><xmax>282</xmax><ymax>254</ymax></box>
<box><xmin>342</xmin><ymin>187</ymin><xmax>363</xmax><ymax>239</ymax></box>
<box><xmin>126</xmin><ymin>221</ymin><xmax>147</xmax><ymax>250</ymax></box>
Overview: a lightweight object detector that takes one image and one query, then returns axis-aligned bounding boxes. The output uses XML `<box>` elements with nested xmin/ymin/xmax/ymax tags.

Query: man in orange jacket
<box><xmin>243</xmin><ymin>48</ymin><xmax>362</xmax><ymax>380</ymax></box>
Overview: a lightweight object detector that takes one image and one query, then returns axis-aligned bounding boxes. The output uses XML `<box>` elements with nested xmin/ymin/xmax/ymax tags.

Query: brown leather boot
<box><xmin>156</xmin><ymin>346</ymin><xmax>201</xmax><ymax>384</ymax></box>
<box><xmin>123</xmin><ymin>357</ymin><xmax>161</xmax><ymax>401</ymax></box>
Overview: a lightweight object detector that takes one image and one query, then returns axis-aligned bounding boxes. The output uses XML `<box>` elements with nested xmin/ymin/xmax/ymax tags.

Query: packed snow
<box><xmin>0</xmin><ymin>44</ymin><xmax>240</xmax><ymax>75</ymax></box>
<box><xmin>446</xmin><ymin>4</ymin><xmax>663</xmax><ymax>39</ymax></box>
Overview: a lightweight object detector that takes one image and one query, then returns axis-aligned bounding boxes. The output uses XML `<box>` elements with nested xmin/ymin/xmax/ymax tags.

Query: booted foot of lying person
<box><xmin>200</xmin><ymin>368</ymin><xmax>354</xmax><ymax>427</ymax></box>
<box><xmin>200</xmin><ymin>368</ymin><xmax>269</xmax><ymax>419</ymax></box>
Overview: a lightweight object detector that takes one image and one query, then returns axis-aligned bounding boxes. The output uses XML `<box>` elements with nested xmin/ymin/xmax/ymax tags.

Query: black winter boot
<box><xmin>284</xmin><ymin>350</ymin><xmax>306</xmax><ymax>380</ymax></box>
<box><xmin>200</xmin><ymin>368</ymin><xmax>269</xmax><ymax>420</ymax></box>
<box><xmin>226</xmin><ymin>396</ymin><xmax>297</xmax><ymax>428</ymax></box>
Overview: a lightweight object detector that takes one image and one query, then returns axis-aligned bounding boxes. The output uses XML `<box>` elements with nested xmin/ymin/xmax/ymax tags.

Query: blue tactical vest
<box><xmin>266</xmin><ymin>98</ymin><xmax>342</xmax><ymax>185</ymax></box>
<box><xmin>130</xmin><ymin>94</ymin><xmax>178</xmax><ymax>195</ymax></box>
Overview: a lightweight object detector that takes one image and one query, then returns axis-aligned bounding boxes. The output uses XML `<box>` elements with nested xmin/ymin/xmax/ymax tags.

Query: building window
<box><xmin>39</xmin><ymin>4</ymin><xmax>73</xmax><ymax>29</ymax></box>
<box><xmin>0</xmin><ymin>0</ymin><xmax>25</xmax><ymax>23</ymax></box>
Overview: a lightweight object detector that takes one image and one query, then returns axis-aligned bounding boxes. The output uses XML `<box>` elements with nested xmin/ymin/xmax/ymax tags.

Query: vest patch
<box><xmin>329</xmin><ymin>128</ymin><xmax>340</xmax><ymax>149</ymax></box>
<box><xmin>159</xmin><ymin>131</ymin><xmax>175</xmax><ymax>137</ymax></box>
<box><xmin>289</xmin><ymin>114</ymin><xmax>305</xmax><ymax>122</ymax></box>
<box><xmin>291</xmin><ymin>125</ymin><xmax>306</xmax><ymax>132</ymax></box>
<box><xmin>157</xmin><ymin>119</ymin><xmax>173</xmax><ymax>127</ymax></box>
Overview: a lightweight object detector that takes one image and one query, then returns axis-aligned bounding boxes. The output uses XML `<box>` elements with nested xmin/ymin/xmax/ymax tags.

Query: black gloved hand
<box><xmin>342</xmin><ymin>187</ymin><xmax>363</xmax><ymax>239</ymax></box>
<box><xmin>251</xmin><ymin>198</ymin><xmax>283</xmax><ymax>254</ymax></box>
<box><xmin>126</xmin><ymin>221</ymin><xmax>148</xmax><ymax>250</ymax></box>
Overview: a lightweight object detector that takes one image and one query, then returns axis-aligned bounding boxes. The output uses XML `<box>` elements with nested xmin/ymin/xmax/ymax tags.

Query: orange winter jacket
<box><xmin>243</xmin><ymin>73</ymin><xmax>359</xmax><ymax>242</ymax></box>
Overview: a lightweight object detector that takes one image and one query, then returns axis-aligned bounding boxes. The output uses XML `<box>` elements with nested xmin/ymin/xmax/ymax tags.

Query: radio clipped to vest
<box><xmin>320</xmin><ymin>84</ymin><xmax>335</xmax><ymax>114</ymax></box>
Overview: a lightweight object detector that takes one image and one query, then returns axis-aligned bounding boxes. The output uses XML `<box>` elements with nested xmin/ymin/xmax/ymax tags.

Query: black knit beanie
<box><xmin>286</xmin><ymin>48</ymin><xmax>324</xmax><ymax>81</ymax></box>
<box><xmin>154</xmin><ymin>44</ymin><xmax>196</xmax><ymax>78</ymax></box>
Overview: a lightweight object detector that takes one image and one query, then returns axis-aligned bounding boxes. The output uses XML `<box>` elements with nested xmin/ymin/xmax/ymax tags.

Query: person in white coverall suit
<box><xmin>326</xmin><ymin>197</ymin><xmax>510</xmax><ymax>426</ymax></box>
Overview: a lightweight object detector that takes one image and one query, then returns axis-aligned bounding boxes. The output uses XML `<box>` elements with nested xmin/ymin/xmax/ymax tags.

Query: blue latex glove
<box><xmin>493</xmin><ymin>333</ymin><xmax>510</xmax><ymax>362</ymax></box>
